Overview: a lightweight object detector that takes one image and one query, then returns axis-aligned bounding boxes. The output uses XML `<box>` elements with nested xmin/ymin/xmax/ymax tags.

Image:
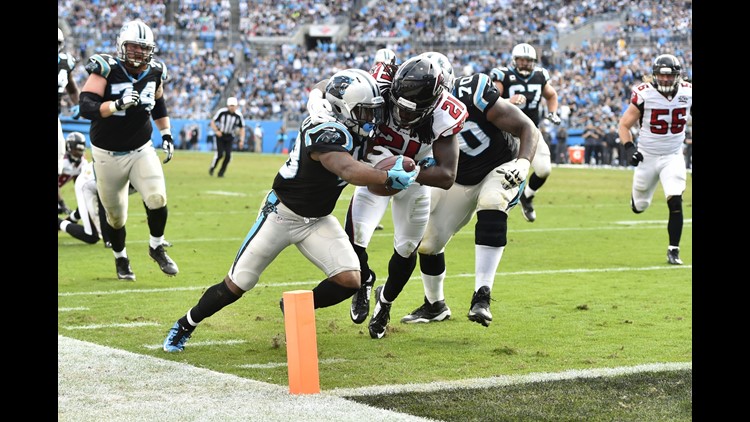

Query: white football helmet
<box><xmin>511</xmin><ymin>43</ymin><xmax>537</xmax><ymax>77</ymax></box>
<box><xmin>325</xmin><ymin>68</ymin><xmax>385</xmax><ymax>137</ymax></box>
<box><xmin>374</xmin><ymin>48</ymin><xmax>397</xmax><ymax>66</ymax></box>
<box><xmin>116</xmin><ymin>20</ymin><xmax>157</xmax><ymax>71</ymax></box>
<box><xmin>420</xmin><ymin>52</ymin><xmax>455</xmax><ymax>92</ymax></box>
<box><xmin>58</xmin><ymin>28</ymin><xmax>64</xmax><ymax>53</ymax></box>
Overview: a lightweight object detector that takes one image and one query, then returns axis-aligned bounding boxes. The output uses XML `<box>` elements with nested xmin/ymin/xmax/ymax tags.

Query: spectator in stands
<box><xmin>209</xmin><ymin>97</ymin><xmax>245</xmax><ymax>177</ymax></box>
<box><xmin>582</xmin><ymin>120</ymin><xmax>603</xmax><ymax>165</ymax></box>
<box><xmin>602</xmin><ymin>123</ymin><xmax>619</xmax><ymax>165</ymax></box>
<box><xmin>253</xmin><ymin>123</ymin><xmax>264</xmax><ymax>153</ymax></box>
<box><xmin>555</xmin><ymin>124</ymin><xmax>568</xmax><ymax>164</ymax></box>
<box><xmin>274</xmin><ymin>126</ymin><xmax>286</xmax><ymax>154</ymax></box>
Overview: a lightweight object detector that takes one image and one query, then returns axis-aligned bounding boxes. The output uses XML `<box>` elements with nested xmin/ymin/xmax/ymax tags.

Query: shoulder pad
<box><xmin>306</xmin><ymin>122</ymin><xmax>353</xmax><ymax>152</ymax></box>
<box><xmin>151</xmin><ymin>60</ymin><xmax>169</xmax><ymax>82</ymax></box>
<box><xmin>84</xmin><ymin>54</ymin><xmax>115</xmax><ymax>78</ymax></box>
<box><xmin>538</xmin><ymin>67</ymin><xmax>551</xmax><ymax>81</ymax></box>
<box><xmin>489</xmin><ymin>67</ymin><xmax>505</xmax><ymax>81</ymax></box>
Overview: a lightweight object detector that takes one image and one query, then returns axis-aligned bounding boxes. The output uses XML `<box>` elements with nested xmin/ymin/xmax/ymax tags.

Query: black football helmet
<box><xmin>389</xmin><ymin>56</ymin><xmax>444</xmax><ymax>130</ymax></box>
<box><xmin>66</xmin><ymin>132</ymin><xmax>86</xmax><ymax>162</ymax></box>
<box><xmin>652</xmin><ymin>54</ymin><xmax>682</xmax><ymax>95</ymax></box>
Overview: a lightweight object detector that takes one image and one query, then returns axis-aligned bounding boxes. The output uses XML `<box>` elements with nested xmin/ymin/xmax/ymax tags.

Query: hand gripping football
<box><xmin>367</xmin><ymin>155</ymin><xmax>417</xmax><ymax>196</ymax></box>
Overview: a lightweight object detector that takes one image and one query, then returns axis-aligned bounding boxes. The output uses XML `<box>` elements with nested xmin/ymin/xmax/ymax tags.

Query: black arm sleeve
<box><xmin>152</xmin><ymin>96</ymin><xmax>168</xmax><ymax>119</ymax></box>
<box><xmin>79</xmin><ymin>92</ymin><xmax>104</xmax><ymax>120</ymax></box>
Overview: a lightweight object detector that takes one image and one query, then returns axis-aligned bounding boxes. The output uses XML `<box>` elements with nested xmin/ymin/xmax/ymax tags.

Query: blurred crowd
<box><xmin>58</xmin><ymin>0</ymin><xmax>692</xmax><ymax>131</ymax></box>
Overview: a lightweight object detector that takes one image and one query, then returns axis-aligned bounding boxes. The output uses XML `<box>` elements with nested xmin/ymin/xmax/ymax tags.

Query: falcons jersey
<box><xmin>58</xmin><ymin>52</ymin><xmax>76</xmax><ymax>114</ymax></box>
<box><xmin>452</xmin><ymin>73</ymin><xmax>518</xmax><ymax>186</ymax></box>
<box><xmin>490</xmin><ymin>65</ymin><xmax>551</xmax><ymax>126</ymax></box>
<box><xmin>83</xmin><ymin>54</ymin><xmax>168</xmax><ymax>151</ymax></box>
<box><xmin>58</xmin><ymin>153</ymin><xmax>88</xmax><ymax>188</ymax></box>
<box><xmin>273</xmin><ymin>118</ymin><xmax>368</xmax><ymax>217</ymax></box>
<box><xmin>369</xmin><ymin>65</ymin><xmax>468</xmax><ymax>162</ymax></box>
<box><xmin>629</xmin><ymin>81</ymin><xmax>692</xmax><ymax>155</ymax></box>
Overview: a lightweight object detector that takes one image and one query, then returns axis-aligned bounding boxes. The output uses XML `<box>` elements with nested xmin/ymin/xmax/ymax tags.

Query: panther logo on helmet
<box><xmin>325</xmin><ymin>68</ymin><xmax>385</xmax><ymax>138</ymax></box>
<box><xmin>116</xmin><ymin>20</ymin><xmax>157</xmax><ymax>72</ymax></box>
<box><xmin>389</xmin><ymin>56</ymin><xmax>444</xmax><ymax>130</ymax></box>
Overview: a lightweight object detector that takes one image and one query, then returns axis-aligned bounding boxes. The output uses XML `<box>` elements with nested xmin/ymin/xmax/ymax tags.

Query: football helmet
<box><xmin>652</xmin><ymin>54</ymin><xmax>682</xmax><ymax>95</ymax></box>
<box><xmin>511</xmin><ymin>43</ymin><xmax>537</xmax><ymax>77</ymax></box>
<box><xmin>65</xmin><ymin>132</ymin><xmax>86</xmax><ymax>161</ymax></box>
<box><xmin>325</xmin><ymin>68</ymin><xmax>385</xmax><ymax>138</ymax></box>
<box><xmin>389</xmin><ymin>56</ymin><xmax>444</xmax><ymax>130</ymax></box>
<box><xmin>420</xmin><ymin>52</ymin><xmax>455</xmax><ymax>92</ymax></box>
<box><xmin>374</xmin><ymin>48</ymin><xmax>397</xmax><ymax>66</ymax></box>
<box><xmin>116</xmin><ymin>20</ymin><xmax>157</xmax><ymax>71</ymax></box>
<box><xmin>58</xmin><ymin>28</ymin><xmax>64</xmax><ymax>53</ymax></box>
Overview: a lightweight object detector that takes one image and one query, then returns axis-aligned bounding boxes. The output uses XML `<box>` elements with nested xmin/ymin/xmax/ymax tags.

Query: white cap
<box><xmin>227</xmin><ymin>97</ymin><xmax>238</xmax><ymax>106</ymax></box>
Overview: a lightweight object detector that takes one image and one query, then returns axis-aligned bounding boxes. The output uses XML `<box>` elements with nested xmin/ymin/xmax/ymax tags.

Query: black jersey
<box><xmin>83</xmin><ymin>53</ymin><xmax>168</xmax><ymax>151</ymax></box>
<box><xmin>272</xmin><ymin>118</ymin><xmax>367</xmax><ymax>217</ymax></box>
<box><xmin>58</xmin><ymin>52</ymin><xmax>76</xmax><ymax>114</ymax></box>
<box><xmin>452</xmin><ymin>73</ymin><xmax>518</xmax><ymax>186</ymax></box>
<box><xmin>489</xmin><ymin>65</ymin><xmax>551</xmax><ymax>126</ymax></box>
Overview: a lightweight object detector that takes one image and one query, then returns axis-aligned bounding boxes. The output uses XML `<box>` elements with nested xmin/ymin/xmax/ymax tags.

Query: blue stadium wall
<box><xmin>60</xmin><ymin>117</ymin><xmax>300</xmax><ymax>154</ymax></box>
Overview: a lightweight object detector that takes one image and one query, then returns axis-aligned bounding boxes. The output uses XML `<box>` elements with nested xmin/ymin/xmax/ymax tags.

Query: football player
<box><xmin>79</xmin><ymin>20</ymin><xmax>177</xmax><ymax>281</ymax></box>
<box><xmin>58</xmin><ymin>27</ymin><xmax>81</xmax><ymax>213</ymax></box>
<box><xmin>618</xmin><ymin>54</ymin><xmax>692</xmax><ymax>265</ymax></box>
<box><xmin>308</xmin><ymin>54</ymin><xmax>469</xmax><ymax>339</ymax></box>
<box><xmin>58</xmin><ymin>132</ymin><xmax>88</xmax><ymax>215</ymax></box>
<box><xmin>58</xmin><ymin>155</ymin><xmax>107</xmax><ymax>245</ymax></box>
<box><xmin>163</xmin><ymin>68</ymin><xmax>418</xmax><ymax>352</ymax></box>
<box><xmin>490</xmin><ymin>43</ymin><xmax>561</xmax><ymax>223</ymax></box>
<box><xmin>401</xmin><ymin>54</ymin><xmax>539</xmax><ymax>327</ymax></box>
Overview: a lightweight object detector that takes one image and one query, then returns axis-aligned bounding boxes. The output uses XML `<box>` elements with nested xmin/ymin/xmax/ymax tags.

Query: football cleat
<box><xmin>350</xmin><ymin>270</ymin><xmax>376</xmax><ymax>324</ymax></box>
<box><xmin>667</xmin><ymin>248</ymin><xmax>683</xmax><ymax>265</ymax></box>
<box><xmin>468</xmin><ymin>286</ymin><xmax>493</xmax><ymax>327</ymax></box>
<box><xmin>368</xmin><ymin>286</ymin><xmax>391</xmax><ymax>339</ymax></box>
<box><xmin>163</xmin><ymin>321</ymin><xmax>193</xmax><ymax>352</ymax></box>
<box><xmin>149</xmin><ymin>245</ymin><xmax>179</xmax><ymax>276</ymax></box>
<box><xmin>519</xmin><ymin>193</ymin><xmax>536</xmax><ymax>222</ymax></box>
<box><xmin>115</xmin><ymin>257</ymin><xmax>135</xmax><ymax>281</ymax></box>
<box><xmin>401</xmin><ymin>297</ymin><xmax>451</xmax><ymax>323</ymax></box>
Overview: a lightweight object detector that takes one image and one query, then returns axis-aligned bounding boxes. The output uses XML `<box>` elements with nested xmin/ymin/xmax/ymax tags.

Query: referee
<box><xmin>209</xmin><ymin>97</ymin><xmax>245</xmax><ymax>177</ymax></box>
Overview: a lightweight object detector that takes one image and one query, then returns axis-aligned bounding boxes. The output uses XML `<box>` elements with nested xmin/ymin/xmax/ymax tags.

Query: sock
<box><xmin>524</xmin><ymin>185</ymin><xmax>536</xmax><ymax>198</ymax></box>
<box><xmin>150</xmin><ymin>235</ymin><xmax>165</xmax><ymax>249</ymax></box>
<box><xmin>422</xmin><ymin>271</ymin><xmax>446</xmax><ymax>304</ymax></box>
<box><xmin>113</xmin><ymin>248</ymin><xmax>127</xmax><ymax>259</ymax></box>
<box><xmin>312</xmin><ymin>279</ymin><xmax>358</xmax><ymax>309</ymax></box>
<box><xmin>475</xmin><ymin>245</ymin><xmax>504</xmax><ymax>291</ymax></box>
<box><xmin>59</xmin><ymin>220</ymin><xmax>70</xmax><ymax>231</ymax></box>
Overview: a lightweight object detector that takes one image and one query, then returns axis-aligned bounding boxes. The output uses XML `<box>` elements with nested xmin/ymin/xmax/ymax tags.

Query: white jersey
<box><xmin>629</xmin><ymin>81</ymin><xmax>692</xmax><ymax>155</ymax></box>
<box><xmin>73</xmin><ymin>160</ymin><xmax>102</xmax><ymax>238</ymax></box>
<box><xmin>58</xmin><ymin>153</ymin><xmax>88</xmax><ymax>188</ymax></box>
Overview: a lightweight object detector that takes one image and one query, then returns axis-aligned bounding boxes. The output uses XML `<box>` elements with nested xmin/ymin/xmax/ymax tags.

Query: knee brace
<box><xmin>475</xmin><ymin>210</ymin><xmax>507</xmax><ymax>247</ymax></box>
<box><xmin>667</xmin><ymin>195</ymin><xmax>682</xmax><ymax>213</ymax></box>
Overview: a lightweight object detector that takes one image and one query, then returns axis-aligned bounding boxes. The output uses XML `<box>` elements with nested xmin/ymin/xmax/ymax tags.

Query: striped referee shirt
<box><xmin>211</xmin><ymin>107</ymin><xmax>245</xmax><ymax>137</ymax></box>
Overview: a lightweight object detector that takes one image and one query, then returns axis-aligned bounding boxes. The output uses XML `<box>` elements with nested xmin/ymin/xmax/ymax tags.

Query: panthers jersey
<box><xmin>58</xmin><ymin>153</ymin><xmax>88</xmax><ymax>188</ymax></box>
<box><xmin>629</xmin><ymin>81</ymin><xmax>692</xmax><ymax>155</ymax></box>
<box><xmin>273</xmin><ymin>118</ymin><xmax>368</xmax><ymax>217</ymax></box>
<box><xmin>490</xmin><ymin>65</ymin><xmax>551</xmax><ymax>126</ymax></box>
<box><xmin>452</xmin><ymin>73</ymin><xmax>518</xmax><ymax>186</ymax></box>
<box><xmin>369</xmin><ymin>67</ymin><xmax>468</xmax><ymax>162</ymax></box>
<box><xmin>58</xmin><ymin>52</ymin><xmax>76</xmax><ymax>114</ymax></box>
<box><xmin>84</xmin><ymin>54</ymin><xmax>169</xmax><ymax>151</ymax></box>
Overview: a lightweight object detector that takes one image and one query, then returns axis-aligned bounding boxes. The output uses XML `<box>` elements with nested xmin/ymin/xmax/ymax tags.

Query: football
<box><xmin>367</xmin><ymin>155</ymin><xmax>416</xmax><ymax>196</ymax></box>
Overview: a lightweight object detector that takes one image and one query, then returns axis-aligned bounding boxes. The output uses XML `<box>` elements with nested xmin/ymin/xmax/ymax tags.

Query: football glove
<box><xmin>624</xmin><ymin>142</ymin><xmax>643</xmax><ymax>166</ymax></box>
<box><xmin>418</xmin><ymin>157</ymin><xmax>437</xmax><ymax>170</ymax></box>
<box><xmin>385</xmin><ymin>156</ymin><xmax>418</xmax><ymax>190</ymax></box>
<box><xmin>161</xmin><ymin>134</ymin><xmax>175</xmax><ymax>164</ymax></box>
<box><xmin>70</xmin><ymin>104</ymin><xmax>80</xmax><ymax>120</ymax></box>
<box><xmin>367</xmin><ymin>145</ymin><xmax>394</xmax><ymax>167</ymax></box>
<box><xmin>545</xmin><ymin>112</ymin><xmax>561</xmax><ymax>125</ymax></box>
<box><xmin>495</xmin><ymin>158</ymin><xmax>531</xmax><ymax>190</ymax></box>
<box><xmin>307</xmin><ymin>88</ymin><xmax>336</xmax><ymax>124</ymax></box>
<box><xmin>114</xmin><ymin>90</ymin><xmax>140</xmax><ymax>111</ymax></box>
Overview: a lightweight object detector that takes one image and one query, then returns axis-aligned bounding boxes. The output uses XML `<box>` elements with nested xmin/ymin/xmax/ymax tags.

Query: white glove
<box><xmin>545</xmin><ymin>112</ymin><xmax>561</xmax><ymax>125</ymax></box>
<box><xmin>366</xmin><ymin>145</ymin><xmax>394</xmax><ymax>167</ymax></box>
<box><xmin>114</xmin><ymin>90</ymin><xmax>140</xmax><ymax>111</ymax></box>
<box><xmin>495</xmin><ymin>158</ymin><xmax>531</xmax><ymax>190</ymax></box>
<box><xmin>307</xmin><ymin>88</ymin><xmax>336</xmax><ymax>124</ymax></box>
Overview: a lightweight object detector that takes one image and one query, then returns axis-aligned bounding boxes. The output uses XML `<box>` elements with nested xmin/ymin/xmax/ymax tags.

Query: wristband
<box><xmin>109</xmin><ymin>101</ymin><xmax>118</xmax><ymax>114</ymax></box>
<box><xmin>160</xmin><ymin>128</ymin><xmax>172</xmax><ymax>137</ymax></box>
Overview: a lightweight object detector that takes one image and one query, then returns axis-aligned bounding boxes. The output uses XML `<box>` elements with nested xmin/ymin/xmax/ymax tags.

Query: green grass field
<box><xmin>58</xmin><ymin>151</ymin><xmax>692</xmax><ymax>421</ymax></box>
